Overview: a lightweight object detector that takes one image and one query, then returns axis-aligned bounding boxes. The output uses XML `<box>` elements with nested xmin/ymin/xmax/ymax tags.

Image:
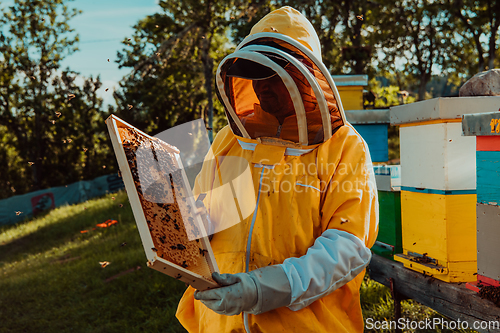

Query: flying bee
<box><xmin>99</xmin><ymin>261</ymin><xmax>111</xmax><ymax>268</ymax></box>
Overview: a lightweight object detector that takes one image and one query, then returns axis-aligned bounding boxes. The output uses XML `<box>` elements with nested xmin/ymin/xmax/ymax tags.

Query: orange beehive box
<box><xmin>106</xmin><ymin>115</ymin><xmax>218</xmax><ymax>290</ymax></box>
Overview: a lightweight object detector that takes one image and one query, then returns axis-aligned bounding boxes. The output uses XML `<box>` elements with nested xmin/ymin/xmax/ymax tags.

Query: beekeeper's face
<box><xmin>252</xmin><ymin>75</ymin><xmax>294</xmax><ymax>122</ymax></box>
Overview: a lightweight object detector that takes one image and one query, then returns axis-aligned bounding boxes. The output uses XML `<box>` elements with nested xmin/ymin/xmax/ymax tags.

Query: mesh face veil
<box><xmin>216</xmin><ymin>34</ymin><xmax>346</xmax><ymax>147</ymax></box>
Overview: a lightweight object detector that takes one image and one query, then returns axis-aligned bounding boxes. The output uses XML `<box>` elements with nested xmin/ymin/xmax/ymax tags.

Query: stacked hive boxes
<box><xmin>345</xmin><ymin>109</ymin><xmax>400</xmax><ymax>258</ymax></box>
<box><xmin>372</xmin><ymin>165</ymin><xmax>402</xmax><ymax>259</ymax></box>
<box><xmin>391</xmin><ymin>97</ymin><xmax>500</xmax><ymax>282</ymax></box>
<box><xmin>463</xmin><ymin>111</ymin><xmax>500</xmax><ymax>290</ymax></box>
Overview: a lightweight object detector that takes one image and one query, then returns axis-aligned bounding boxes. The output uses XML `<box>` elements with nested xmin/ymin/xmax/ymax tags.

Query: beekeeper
<box><xmin>176</xmin><ymin>6</ymin><xmax>378</xmax><ymax>333</ymax></box>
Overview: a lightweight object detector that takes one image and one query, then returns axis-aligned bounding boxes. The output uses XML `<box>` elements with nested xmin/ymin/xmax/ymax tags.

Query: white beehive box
<box><xmin>390</xmin><ymin>97</ymin><xmax>500</xmax><ymax>125</ymax></box>
<box><xmin>391</xmin><ymin>97</ymin><xmax>500</xmax><ymax>191</ymax></box>
<box><xmin>373</xmin><ymin>165</ymin><xmax>401</xmax><ymax>191</ymax></box>
<box><xmin>398</xmin><ymin>122</ymin><xmax>476</xmax><ymax>191</ymax></box>
<box><xmin>106</xmin><ymin>115</ymin><xmax>219</xmax><ymax>290</ymax></box>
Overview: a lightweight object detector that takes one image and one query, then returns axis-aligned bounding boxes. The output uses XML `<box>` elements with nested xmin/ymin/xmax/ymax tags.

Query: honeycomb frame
<box><xmin>106</xmin><ymin>115</ymin><xmax>219</xmax><ymax>290</ymax></box>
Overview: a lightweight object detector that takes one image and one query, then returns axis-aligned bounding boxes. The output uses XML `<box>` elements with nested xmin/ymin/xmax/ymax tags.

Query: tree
<box><xmin>369</xmin><ymin>0</ymin><xmax>458</xmax><ymax>100</ymax></box>
<box><xmin>0</xmin><ymin>0</ymin><xmax>112</xmax><ymax>197</ymax></box>
<box><xmin>114</xmin><ymin>0</ymin><xmax>260</xmax><ymax>140</ymax></box>
<box><xmin>231</xmin><ymin>0</ymin><xmax>374</xmax><ymax>75</ymax></box>
<box><xmin>447</xmin><ymin>0</ymin><xmax>500</xmax><ymax>73</ymax></box>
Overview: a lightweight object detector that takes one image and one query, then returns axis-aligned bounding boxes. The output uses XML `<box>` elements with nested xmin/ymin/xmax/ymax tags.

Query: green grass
<box><xmin>0</xmin><ymin>191</ymin><xmax>187</xmax><ymax>333</ymax></box>
<box><xmin>361</xmin><ymin>275</ymin><xmax>477</xmax><ymax>333</ymax></box>
<box><xmin>0</xmin><ymin>191</ymin><xmax>477</xmax><ymax>332</ymax></box>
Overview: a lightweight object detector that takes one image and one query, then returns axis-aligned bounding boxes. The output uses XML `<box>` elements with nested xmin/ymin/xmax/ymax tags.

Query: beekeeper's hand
<box><xmin>194</xmin><ymin>266</ymin><xmax>291</xmax><ymax>316</ymax></box>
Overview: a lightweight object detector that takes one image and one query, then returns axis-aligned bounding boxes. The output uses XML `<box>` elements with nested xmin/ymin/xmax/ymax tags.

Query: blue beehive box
<box><xmin>345</xmin><ymin>109</ymin><xmax>390</xmax><ymax>162</ymax></box>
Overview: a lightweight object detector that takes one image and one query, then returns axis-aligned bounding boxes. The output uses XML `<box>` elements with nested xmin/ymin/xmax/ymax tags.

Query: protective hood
<box><xmin>216</xmin><ymin>6</ymin><xmax>346</xmax><ymax>146</ymax></box>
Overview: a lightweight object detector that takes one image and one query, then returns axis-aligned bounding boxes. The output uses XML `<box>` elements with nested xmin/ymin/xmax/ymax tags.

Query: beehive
<box><xmin>391</xmin><ymin>97</ymin><xmax>500</xmax><ymax>282</ymax></box>
<box><xmin>332</xmin><ymin>75</ymin><xmax>367</xmax><ymax>111</ymax></box>
<box><xmin>106</xmin><ymin>115</ymin><xmax>218</xmax><ymax>290</ymax></box>
<box><xmin>372</xmin><ymin>165</ymin><xmax>402</xmax><ymax>259</ymax></box>
<box><xmin>463</xmin><ymin>111</ymin><xmax>500</xmax><ymax>290</ymax></box>
<box><xmin>345</xmin><ymin>109</ymin><xmax>390</xmax><ymax>162</ymax></box>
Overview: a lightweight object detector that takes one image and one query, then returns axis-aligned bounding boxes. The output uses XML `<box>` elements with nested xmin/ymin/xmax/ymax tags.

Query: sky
<box><xmin>61</xmin><ymin>0</ymin><xmax>163</xmax><ymax>107</ymax></box>
<box><xmin>1</xmin><ymin>0</ymin><xmax>163</xmax><ymax>107</ymax></box>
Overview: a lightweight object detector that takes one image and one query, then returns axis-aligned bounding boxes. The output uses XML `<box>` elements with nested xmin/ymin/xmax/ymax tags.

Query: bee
<box><xmin>127</xmin><ymin>104</ymin><xmax>133</xmax><ymax>110</ymax></box>
<box><xmin>270</xmin><ymin>26</ymin><xmax>278</xmax><ymax>32</ymax></box>
<box><xmin>181</xmin><ymin>261</ymin><xmax>188</xmax><ymax>268</ymax></box>
<box><xmin>340</xmin><ymin>218</ymin><xmax>349</xmax><ymax>224</ymax></box>
<box><xmin>107</xmin><ymin>59</ymin><xmax>110</xmax><ymax>62</ymax></box>
<box><xmin>55</xmin><ymin>111</ymin><xmax>61</xmax><ymax>117</ymax></box>
<box><xmin>68</xmin><ymin>93</ymin><xmax>76</xmax><ymax>100</ymax></box>
<box><xmin>15</xmin><ymin>211</ymin><xmax>23</xmax><ymax>216</ymax></box>
<box><xmin>356</xmin><ymin>15</ymin><xmax>363</xmax><ymax>20</ymax></box>
<box><xmin>99</xmin><ymin>261</ymin><xmax>110</xmax><ymax>268</ymax></box>
<box><xmin>105</xmin><ymin>88</ymin><xmax>109</xmax><ymax>92</ymax></box>
<box><xmin>28</xmin><ymin>162</ymin><xmax>34</xmax><ymax>166</ymax></box>
<box><xmin>49</xmin><ymin>120</ymin><xmax>56</xmax><ymax>124</ymax></box>
<box><xmin>83</xmin><ymin>148</ymin><xmax>88</xmax><ymax>152</ymax></box>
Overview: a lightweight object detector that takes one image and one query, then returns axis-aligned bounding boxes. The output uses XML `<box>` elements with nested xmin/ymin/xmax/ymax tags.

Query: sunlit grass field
<box><xmin>0</xmin><ymin>191</ymin><xmax>475</xmax><ymax>332</ymax></box>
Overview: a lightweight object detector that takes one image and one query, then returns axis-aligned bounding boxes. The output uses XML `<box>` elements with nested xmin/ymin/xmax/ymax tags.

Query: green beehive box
<box><xmin>372</xmin><ymin>165</ymin><xmax>402</xmax><ymax>259</ymax></box>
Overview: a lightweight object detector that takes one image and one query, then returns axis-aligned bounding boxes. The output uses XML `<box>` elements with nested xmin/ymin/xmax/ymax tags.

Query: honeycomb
<box><xmin>118</xmin><ymin>127</ymin><xmax>214</xmax><ymax>282</ymax></box>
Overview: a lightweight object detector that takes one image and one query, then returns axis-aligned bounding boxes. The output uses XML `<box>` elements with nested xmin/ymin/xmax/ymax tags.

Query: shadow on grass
<box><xmin>0</xmin><ymin>201</ymin><xmax>189</xmax><ymax>333</ymax></box>
<box><xmin>0</xmin><ymin>193</ymin><xmax>132</xmax><ymax>264</ymax></box>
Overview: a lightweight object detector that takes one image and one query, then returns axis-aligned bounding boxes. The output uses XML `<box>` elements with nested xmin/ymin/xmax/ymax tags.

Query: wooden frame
<box><xmin>106</xmin><ymin>115</ymin><xmax>218</xmax><ymax>290</ymax></box>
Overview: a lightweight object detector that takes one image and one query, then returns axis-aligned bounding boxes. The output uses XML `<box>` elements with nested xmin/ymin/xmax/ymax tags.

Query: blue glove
<box><xmin>194</xmin><ymin>272</ymin><xmax>258</xmax><ymax>316</ymax></box>
<box><xmin>194</xmin><ymin>266</ymin><xmax>292</xmax><ymax>316</ymax></box>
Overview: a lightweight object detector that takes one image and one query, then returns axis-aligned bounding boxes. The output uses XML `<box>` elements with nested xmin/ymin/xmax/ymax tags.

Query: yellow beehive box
<box><xmin>332</xmin><ymin>75</ymin><xmax>367</xmax><ymax>111</ymax></box>
<box><xmin>389</xmin><ymin>97</ymin><xmax>500</xmax><ymax>282</ymax></box>
<box><xmin>396</xmin><ymin>190</ymin><xmax>477</xmax><ymax>282</ymax></box>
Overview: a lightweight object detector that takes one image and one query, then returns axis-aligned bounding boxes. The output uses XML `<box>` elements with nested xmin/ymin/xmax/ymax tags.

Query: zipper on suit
<box><xmin>243</xmin><ymin>165</ymin><xmax>267</xmax><ymax>333</ymax></box>
<box><xmin>276</xmin><ymin>124</ymin><xmax>282</xmax><ymax>137</ymax></box>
